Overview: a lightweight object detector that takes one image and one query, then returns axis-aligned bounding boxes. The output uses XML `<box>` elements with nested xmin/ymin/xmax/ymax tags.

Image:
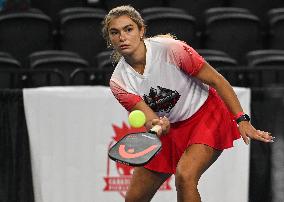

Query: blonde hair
<box><xmin>102</xmin><ymin>5</ymin><xmax>146</xmax><ymax>62</ymax></box>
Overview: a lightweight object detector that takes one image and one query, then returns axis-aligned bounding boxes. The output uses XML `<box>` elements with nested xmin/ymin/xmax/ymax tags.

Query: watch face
<box><xmin>244</xmin><ymin>114</ymin><xmax>250</xmax><ymax>121</ymax></box>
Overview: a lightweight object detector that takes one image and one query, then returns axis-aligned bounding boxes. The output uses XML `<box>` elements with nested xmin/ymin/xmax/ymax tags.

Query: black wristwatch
<box><xmin>236</xmin><ymin>114</ymin><xmax>250</xmax><ymax>124</ymax></box>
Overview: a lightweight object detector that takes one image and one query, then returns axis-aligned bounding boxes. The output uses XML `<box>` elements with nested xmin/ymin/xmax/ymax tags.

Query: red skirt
<box><xmin>144</xmin><ymin>88</ymin><xmax>241</xmax><ymax>174</ymax></box>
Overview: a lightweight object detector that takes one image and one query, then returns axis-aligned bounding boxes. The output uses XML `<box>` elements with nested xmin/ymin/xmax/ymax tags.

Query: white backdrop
<box><xmin>23</xmin><ymin>86</ymin><xmax>250</xmax><ymax>202</ymax></box>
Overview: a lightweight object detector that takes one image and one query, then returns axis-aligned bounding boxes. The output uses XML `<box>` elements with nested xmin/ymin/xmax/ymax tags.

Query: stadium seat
<box><xmin>29</xmin><ymin>50</ymin><xmax>81</xmax><ymax>65</ymax></box>
<box><xmin>59</xmin><ymin>11</ymin><xmax>106</xmax><ymax>66</ymax></box>
<box><xmin>204</xmin><ymin>7</ymin><xmax>250</xmax><ymax>20</ymax></box>
<box><xmin>197</xmin><ymin>49</ymin><xmax>230</xmax><ymax>57</ymax></box>
<box><xmin>268</xmin><ymin>8</ymin><xmax>284</xmax><ymax>21</ymax></box>
<box><xmin>0</xmin><ymin>53</ymin><xmax>22</xmax><ymax>88</ymax></box>
<box><xmin>202</xmin><ymin>55</ymin><xmax>237</xmax><ymax>68</ymax></box>
<box><xmin>29</xmin><ymin>50</ymin><xmax>89</xmax><ymax>84</ymax></box>
<box><xmin>168</xmin><ymin>0</ymin><xmax>224</xmax><ymax>30</ymax></box>
<box><xmin>0</xmin><ymin>10</ymin><xmax>53</xmax><ymax>68</ymax></box>
<box><xmin>196</xmin><ymin>49</ymin><xmax>238</xmax><ymax>67</ymax></box>
<box><xmin>268</xmin><ymin>8</ymin><xmax>284</xmax><ymax>49</ymax></box>
<box><xmin>144</xmin><ymin>13</ymin><xmax>199</xmax><ymax>48</ymax></box>
<box><xmin>0</xmin><ymin>52</ymin><xmax>13</xmax><ymax>58</ymax></box>
<box><xmin>23</xmin><ymin>69</ymin><xmax>66</xmax><ymax>88</ymax></box>
<box><xmin>103</xmin><ymin>0</ymin><xmax>165</xmax><ymax>10</ymax></box>
<box><xmin>96</xmin><ymin>50</ymin><xmax>116</xmax><ymax>70</ymax></box>
<box><xmin>246</xmin><ymin>49</ymin><xmax>284</xmax><ymax>65</ymax></box>
<box><xmin>141</xmin><ymin>7</ymin><xmax>187</xmax><ymax>17</ymax></box>
<box><xmin>204</xmin><ymin>12</ymin><xmax>263</xmax><ymax>64</ymax></box>
<box><xmin>246</xmin><ymin>50</ymin><xmax>284</xmax><ymax>86</ymax></box>
<box><xmin>229</xmin><ymin>0</ymin><xmax>284</xmax><ymax>26</ymax></box>
<box><xmin>29</xmin><ymin>0</ymin><xmax>88</xmax><ymax>21</ymax></box>
<box><xmin>96</xmin><ymin>51</ymin><xmax>112</xmax><ymax>65</ymax></box>
<box><xmin>58</xmin><ymin>7</ymin><xmax>106</xmax><ymax>20</ymax></box>
<box><xmin>70</xmin><ymin>68</ymin><xmax>111</xmax><ymax>86</ymax></box>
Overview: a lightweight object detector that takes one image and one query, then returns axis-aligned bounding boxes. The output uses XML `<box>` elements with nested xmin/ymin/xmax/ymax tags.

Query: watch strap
<box><xmin>236</xmin><ymin>114</ymin><xmax>250</xmax><ymax>124</ymax></box>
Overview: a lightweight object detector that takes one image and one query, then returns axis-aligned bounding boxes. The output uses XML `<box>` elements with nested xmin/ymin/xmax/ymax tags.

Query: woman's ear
<box><xmin>140</xmin><ymin>26</ymin><xmax>145</xmax><ymax>39</ymax></box>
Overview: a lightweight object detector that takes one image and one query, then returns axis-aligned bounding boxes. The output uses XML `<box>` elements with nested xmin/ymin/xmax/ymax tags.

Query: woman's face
<box><xmin>108</xmin><ymin>15</ymin><xmax>144</xmax><ymax>57</ymax></box>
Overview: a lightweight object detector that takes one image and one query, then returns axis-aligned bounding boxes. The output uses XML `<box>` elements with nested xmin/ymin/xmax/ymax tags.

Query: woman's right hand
<box><xmin>147</xmin><ymin>116</ymin><xmax>170</xmax><ymax>137</ymax></box>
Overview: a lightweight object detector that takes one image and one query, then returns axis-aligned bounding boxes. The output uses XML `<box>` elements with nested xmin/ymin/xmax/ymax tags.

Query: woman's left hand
<box><xmin>238</xmin><ymin>121</ymin><xmax>274</xmax><ymax>145</ymax></box>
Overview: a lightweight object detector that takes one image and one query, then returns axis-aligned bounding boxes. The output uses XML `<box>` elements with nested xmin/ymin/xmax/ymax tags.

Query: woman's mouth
<box><xmin>120</xmin><ymin>45</ymin><xmax>129</xmax><ymax>50</ymax></box>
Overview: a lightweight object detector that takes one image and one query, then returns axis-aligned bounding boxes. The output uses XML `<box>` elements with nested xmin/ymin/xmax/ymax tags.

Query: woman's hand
<box><xmin>238</xmin><ymin>121</ymin><xmax>274</xmax><ymax>145</ymax></box>
<box><xmin>146</xmin><ymin>116</ymin><xmax>170</xmax><ymax>137</ymax></box>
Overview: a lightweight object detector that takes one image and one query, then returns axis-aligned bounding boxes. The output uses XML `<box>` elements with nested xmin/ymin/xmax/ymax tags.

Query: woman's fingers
<box><xmin>150</xmin><ymin>116</ymin><xmax>170</xmax><ymax>135</ymax></box>
<box><xmin>240</xmin><ymin>133</ymin><xmax>250</xmax><ymax>145</ymax></box>
<box><xmin>255</xmin><ymin>130</ymin><xmax>274</xmax><ymax>142</ymax></box>
<box><xmin>160</xmin><ymin>116</ymin><xmax>170</xmax><ymax>134</ymax></box>
<box><xmin>245</xmin><ymin>129</ymin><xmax>274</xmax><ymax>143</ymax></box>
<box><xmin>257</xmin><ymin>130</ymin><xmax>273</xmax><ymax>139</ymax></box>
<box><xmin>238</xmin><ymin>122</ymin><xmax>274</xmax><ymax>144</ymax></box>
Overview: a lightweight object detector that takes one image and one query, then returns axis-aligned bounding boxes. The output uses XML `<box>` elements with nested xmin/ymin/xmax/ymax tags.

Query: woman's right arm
<box><xmin>110</xmin><ymin>80</ymin><xmax>170</xmax><ymax>136</ymax></box>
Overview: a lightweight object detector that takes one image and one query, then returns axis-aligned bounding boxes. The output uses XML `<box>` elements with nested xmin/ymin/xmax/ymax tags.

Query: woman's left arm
<box><xmin>195</xmin><ymin>62</ymin><xmax>274</xmax><ymax>144</ymax></box>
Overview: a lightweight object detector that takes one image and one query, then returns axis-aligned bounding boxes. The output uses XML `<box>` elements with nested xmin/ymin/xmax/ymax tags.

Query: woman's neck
<box><xmin>124</xmin><ymin>41</ymin><xmax>146</xmax><ymax>70</ymax></box>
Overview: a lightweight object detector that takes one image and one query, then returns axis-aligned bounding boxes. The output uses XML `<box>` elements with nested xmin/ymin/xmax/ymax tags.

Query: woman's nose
<box><xmin>119</xmin><ymin>32</ymin><xmax>126</xmax><ymax>41</ymax></box>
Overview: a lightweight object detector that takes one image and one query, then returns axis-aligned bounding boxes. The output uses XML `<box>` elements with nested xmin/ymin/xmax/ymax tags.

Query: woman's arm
<box><xmin>195</xmin><ymin>62</ymin><xmax>273</xmax><ymax>144</ymax></box>
<box><xmin>195</xmin><ymin>62</ymin><xmax>242</xmax><ymax>115</ymax></box>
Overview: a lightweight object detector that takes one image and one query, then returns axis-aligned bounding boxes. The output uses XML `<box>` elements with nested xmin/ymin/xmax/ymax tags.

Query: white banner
<box><xmin>23</xmin><ymin>86</ymin><xmax>250</xmax><ymax>202</ymax></box>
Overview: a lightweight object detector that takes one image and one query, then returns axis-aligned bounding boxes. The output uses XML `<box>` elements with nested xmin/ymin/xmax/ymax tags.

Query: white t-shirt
<box><xmin>110</xmin><ymin>37</ymin><xmax>209</xmax><ymax>123</ymax></box>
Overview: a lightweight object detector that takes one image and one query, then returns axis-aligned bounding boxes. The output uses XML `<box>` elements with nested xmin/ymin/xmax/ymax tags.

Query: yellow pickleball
<box><xmin>128</xmin><ymin>110</ymin><xmax>146</xmax><ymax>128</ymax></box>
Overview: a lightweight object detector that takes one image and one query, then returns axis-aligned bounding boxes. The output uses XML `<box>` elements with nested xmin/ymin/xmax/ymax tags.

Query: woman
<box><xmin>102</xmin><ymin>5</ymin><xmax>273</xmax><ymax>202</ymax></box>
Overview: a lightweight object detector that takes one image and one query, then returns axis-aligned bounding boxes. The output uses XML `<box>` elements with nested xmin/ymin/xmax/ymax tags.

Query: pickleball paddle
<box><xmin>108</xmin><ymin>125</ymin><xmax>162</xmax><ymax>166</ymax></box>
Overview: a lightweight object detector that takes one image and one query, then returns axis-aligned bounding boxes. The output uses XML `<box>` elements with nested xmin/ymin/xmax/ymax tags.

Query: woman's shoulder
<box><xmin>112</xmin><ymin>57</ymin><xmax>125</xmax><ymax>73</ymax></box>
<box><xmin>148</xmin><ymin>35</ymin><xmax>177</xmax><ymax>46</ymax></box>
<box><xmin>147</xmin><ymin>35</ymin><xmax>189</xmax><ymax>51</ymax></box>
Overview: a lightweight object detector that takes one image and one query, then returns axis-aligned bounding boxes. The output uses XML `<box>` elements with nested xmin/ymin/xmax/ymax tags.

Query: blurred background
<box><xmin>0</xmin><ymin>0</ymin><xmax>283</xmax><ymax>202</ymax></box>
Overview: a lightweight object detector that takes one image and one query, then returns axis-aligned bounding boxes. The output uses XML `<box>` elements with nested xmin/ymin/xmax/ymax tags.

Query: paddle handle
<box><xmin>150</xmin><ymin>125</ymin><xmax>162</xmax><ymax>134</ymax></box>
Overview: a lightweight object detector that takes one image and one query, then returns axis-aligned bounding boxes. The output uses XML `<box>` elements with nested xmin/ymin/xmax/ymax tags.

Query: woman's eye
<box><xmin>126</xmin><ymin>28</ymin><xmax>133</xmax><ymax>32</ymax></box>
<box><xmin>110</xmin><ymin>31</ymin><xmax>118</xmax><ymax>35</ymax></box>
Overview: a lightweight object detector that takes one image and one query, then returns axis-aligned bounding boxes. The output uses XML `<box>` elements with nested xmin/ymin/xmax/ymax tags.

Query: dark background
<box><xmin>0</xmin><ymin>0</ymin><xmax>284</xmax><ymax>202</ymax></box>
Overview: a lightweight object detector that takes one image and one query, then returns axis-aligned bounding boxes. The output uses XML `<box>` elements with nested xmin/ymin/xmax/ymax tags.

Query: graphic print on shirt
<box><xmin>143</xmin><ymin>86</ymin><xmax>180</xmax><ymax>113</ymax></box>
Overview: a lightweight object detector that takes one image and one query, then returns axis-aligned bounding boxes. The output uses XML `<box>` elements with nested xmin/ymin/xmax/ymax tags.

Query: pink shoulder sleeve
<box><xmin>170</xmin><ymin>40</ymin><xmax>205</xmax><ymax>76</ymax></box>
<box><xmin>109</xmin><ymin>80</ymin><xmax>142</xmax><ymax>111</ymax></box>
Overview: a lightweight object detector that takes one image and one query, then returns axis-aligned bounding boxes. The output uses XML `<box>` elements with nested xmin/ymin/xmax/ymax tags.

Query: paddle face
<box><xmin>108</xmin><ymin>131</ymin><xmax>162</xmax><ymax>166</ymax></box>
